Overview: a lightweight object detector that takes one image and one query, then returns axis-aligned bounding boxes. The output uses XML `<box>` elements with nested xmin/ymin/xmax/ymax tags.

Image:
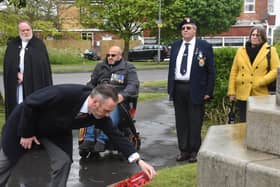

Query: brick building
<box><xmin>57</xmin><ymin>0</ymin><xmax>120</xmax><ymax>49</ymax></box>
<box><xmin>57</xmin><ymin>0</ymin><xmax>277</xmax><ymax>48</ymax></box>
<box><xmin>204</xmin><ymin>0</ymin><xmax>277</xmax><ymax>47</ymax></box>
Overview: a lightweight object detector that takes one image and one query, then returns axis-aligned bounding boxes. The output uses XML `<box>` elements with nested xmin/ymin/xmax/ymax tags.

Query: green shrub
<box><xmin>0</xmin><ymin>46</ymin><xmax>6</xmax><ymax>66</ymax></box>
<box><xmin>47</xmin><ymin>47</ymin><xmax>87</xmax><ymax>65</ymax></box>
<box><xmin>204</xmin><ymin>47</ymin><xmax>237</xmax><ymax>124</ymax></box>
<box><xmin>274</xmin><ymin>42</ymin><xmax>280</xmax><ymax>56</ymax></box>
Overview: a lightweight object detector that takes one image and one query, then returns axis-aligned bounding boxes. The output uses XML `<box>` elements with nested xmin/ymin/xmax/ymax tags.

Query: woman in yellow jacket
<box><xmin>228</xmin><ymin>26</ymin><xmax>280</xmax><ymax>122</ymax></box>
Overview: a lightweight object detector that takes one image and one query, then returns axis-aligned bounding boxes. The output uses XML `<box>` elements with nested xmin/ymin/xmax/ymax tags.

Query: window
<box><xmin>244</xmin><ymin>0</ymin><xmax>255</xmax><ymax>13</ymax></box>
<box><xmin>268</xmin><ymin>0</ymin><xmax>274</xmax><ymax>13</ymax></box>
<box><xmin>81</xmin><ymin>32</ymin><xmax>93</xmax><ymax>40</ymax></box>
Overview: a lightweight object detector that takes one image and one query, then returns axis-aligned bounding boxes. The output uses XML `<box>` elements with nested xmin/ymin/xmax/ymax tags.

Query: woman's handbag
<box><xmin>266</xmin><ymin>46</ymin><xmax>276</xmax><ymax>93</ymax></box>
<box><xmin>228</xmin><ymin>101</ymin><xmax>235</xmax><ymax>124</ymax></box>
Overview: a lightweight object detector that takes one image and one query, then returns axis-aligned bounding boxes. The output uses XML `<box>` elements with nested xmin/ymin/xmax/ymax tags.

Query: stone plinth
<box><xmin>246</xmin><ymin>95</ymin><xmax>280</xmax><ymax>155</ymax></box>
<box><xmin>198</xmin><ymin>124</ymin><xmax>280</xmax><ymax>187</ymax></box>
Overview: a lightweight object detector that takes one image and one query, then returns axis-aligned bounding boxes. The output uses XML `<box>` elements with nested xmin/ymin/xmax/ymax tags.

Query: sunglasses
<box><xmin>181</xmin><ymin>26</ymin><xmax>192</xmax><ymax>31</ymax></box>
<box><xmin>106</xmin><ymin>54</ymin><xmax>117</xmax><ymax>58</ymax></box>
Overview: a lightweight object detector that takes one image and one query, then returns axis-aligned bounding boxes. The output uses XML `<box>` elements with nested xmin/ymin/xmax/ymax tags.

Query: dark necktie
<box><xmin>180</xmin><ymin>43</ymin><xmax>189</xmax><ymax>75</ymax></box>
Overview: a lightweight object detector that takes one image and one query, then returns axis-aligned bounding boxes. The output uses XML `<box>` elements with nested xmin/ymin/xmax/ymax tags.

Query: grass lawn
<box><xmin>146</xmin><ymin>163</ymin><xmax>197</xmax><ymax>187</ymax></box>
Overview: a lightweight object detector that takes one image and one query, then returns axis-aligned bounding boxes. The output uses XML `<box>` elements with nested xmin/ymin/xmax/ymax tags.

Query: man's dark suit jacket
<box><xmin>168</xmin><ymin>38</ymin><xmax>216</xmax><ymax>104</ymax></box>
<box><xmin>1</xmin><ymin>84</ymin><xmax>136</xmax><ymax>164</ymax></box>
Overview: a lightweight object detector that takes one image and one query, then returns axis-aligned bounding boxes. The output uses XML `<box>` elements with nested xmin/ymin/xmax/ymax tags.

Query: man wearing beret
<box><xmin>167</xmin><ymin>17</ymin><xmax>216</xmax><ymax>162</ymax></box>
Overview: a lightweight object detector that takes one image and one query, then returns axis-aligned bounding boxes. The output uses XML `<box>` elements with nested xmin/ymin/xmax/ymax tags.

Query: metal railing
<box><xmin>202</xmin><ymin>36</ymin><xmax>273</xmax><ymax>47</ymax></box>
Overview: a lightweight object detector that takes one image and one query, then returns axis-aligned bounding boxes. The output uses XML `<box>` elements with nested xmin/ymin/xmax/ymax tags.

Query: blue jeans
<box><xmin>84</xmin><ymin>105</ymin><xmax>120</xmax><ymax>144</ymax></box>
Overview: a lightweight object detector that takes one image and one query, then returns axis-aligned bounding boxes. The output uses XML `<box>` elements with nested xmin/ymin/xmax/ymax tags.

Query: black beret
<box><xmin>179</xmin><ymin>17</ymin><xmax>197</xmax><ymax>28</ymax></box>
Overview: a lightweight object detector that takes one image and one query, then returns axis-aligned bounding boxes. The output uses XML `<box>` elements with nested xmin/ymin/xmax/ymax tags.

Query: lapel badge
<box><xmin>199</xmin><ymin>58</ymin><xmax>205</xmax><ymax>67</ymax></box>
<box><xmin>198</xmin><ymin>51</ymin><xmax>205</xmax><ymax>67</ymax></box>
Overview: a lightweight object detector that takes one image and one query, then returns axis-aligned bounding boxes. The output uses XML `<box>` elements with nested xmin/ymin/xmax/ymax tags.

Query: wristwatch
<box><xmin>135</xmin><ymin>158</ymin><xmax>141</xmax><ymax>165</ymax></box>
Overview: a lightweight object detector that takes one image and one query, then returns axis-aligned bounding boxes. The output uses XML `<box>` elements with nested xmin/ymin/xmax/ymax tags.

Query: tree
<box><xmin>77</xmin><ymin>0</ymin><xmax>242</xmax><ymax>56</ymax></box>
<box><xmin>0</xmin><ymin>0</ymin><xmax>26</xmax><ymax>8</ymax></box>
<box><xmin>157</xmin><ymin>0</ymin><xmax>243</xmax><ymax>44</ymax></box>
<box><xmin>76</xmin><ymin>0</ymin><xmax>158</xmax><ymax>59</ymax></box>
<box><xmin>0</xmin><ymin>0</ymin><xmax>60</xmax><ymax>43</ymax></box>
<box><xmin>3</xmin><ymin>0</ymin><xmax>243</xmax><ymax>52</ymax></box>
<box><xmin>20</xmin><ymin>0</ymin><xmax>59</xmax><ymax>25</ymax></box>
<box><xmin>0</xmin><ymin>11</ymin><xmax>26</xmax><ymax>45</ymax></box>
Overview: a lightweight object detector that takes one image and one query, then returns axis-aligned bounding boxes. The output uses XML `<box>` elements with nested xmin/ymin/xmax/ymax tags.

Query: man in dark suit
<box><xmin>167</xmin><ymin>17</ymin><xmax>215</xmax><ymax>163</ymax></box>
<box><xmin>0</xmin><ymin>84</ymin><xmax>156</xmax><ymax>186</ymax></box>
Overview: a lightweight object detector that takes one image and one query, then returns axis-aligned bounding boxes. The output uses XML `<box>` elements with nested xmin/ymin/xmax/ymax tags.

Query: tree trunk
<box><xmin>123</xmin><ymin>37</ymin><xmax>130</xmax><ymax>60</ymax></box>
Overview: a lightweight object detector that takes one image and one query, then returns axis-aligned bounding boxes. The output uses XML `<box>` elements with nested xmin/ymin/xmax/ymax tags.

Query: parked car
<box><xmin>83</xmin><ymin>49</ymin><xmax>100</xmax><ymax>61</ymax></box>
<box><xmin>128</xmin><ymin>44</ymin><xmax>169</xmax><ymax>62</ymax></box>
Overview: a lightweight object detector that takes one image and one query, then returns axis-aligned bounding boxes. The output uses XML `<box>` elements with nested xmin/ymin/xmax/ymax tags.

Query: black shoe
<box><xmin>94</xmin><ymin>141</ymin><xmax>105</xmax><ymax>152</ymax></box>
<box><xmin>79</xmin><ymin>140</ymin><xmax>95</xmax><ymax>151</ymax></box>
<box><xmin>188</xmin><ymin>152</ymin><xmax>197</xmax><ymax>163</ymax></box>
<box><xmin>176</xmin><ymin>152</ymin><xmax>190</xmax><ymax>162</ymax></box>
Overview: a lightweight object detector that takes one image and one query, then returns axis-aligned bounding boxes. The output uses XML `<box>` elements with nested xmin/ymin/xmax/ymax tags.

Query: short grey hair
<box><xmin>90</xmin><ymin>84</ymin><xmax>118</xmax><ymax>103</ymax></box>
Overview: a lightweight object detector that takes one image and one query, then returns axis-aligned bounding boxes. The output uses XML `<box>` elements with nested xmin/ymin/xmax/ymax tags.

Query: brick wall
<box><xmin>238</xmin><ymin>0</ymin><xmax>268</xmax><ymax>21</ymax></box>
<box><xmin>57</xmin><ymin>4</ymin><xmax>83</xmax><ymax>30</ymax></box>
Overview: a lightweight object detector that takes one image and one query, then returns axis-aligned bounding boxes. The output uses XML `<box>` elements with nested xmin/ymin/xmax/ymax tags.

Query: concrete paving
<box><xmin>6</xmin><ymin>98</ymin><xmax>181</xmax><ymax>187</ymax></box>
<box><xmin>198</xmin><ymin>94</ymin><xmax>280</xmax><ymax>187</ymax></box>
<box><xmin>198</xmin><ymin>124</ymin><xmax>280</xmax><ymax>187</ymax></box>
<box><xmin>246</xmin><ymin>95</ymin><xmax>280</xmax><ymax>155</ymax></box>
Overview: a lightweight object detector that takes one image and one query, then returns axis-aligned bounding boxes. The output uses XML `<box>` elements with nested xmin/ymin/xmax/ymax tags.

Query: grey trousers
<box><xmin>0</xmin><ymin>138</ymin><xmax>72</xmax><ymax>187</ymax></box>
<box><xmin>0</xmin><ymin>148</ymin><xmax>11</xmax><ymax>186</ymax></box>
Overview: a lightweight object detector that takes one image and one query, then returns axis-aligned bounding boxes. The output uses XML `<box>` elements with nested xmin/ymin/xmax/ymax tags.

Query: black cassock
<box><xmin>3</xmin><ymin>36</ymin><xmax>53</xmax><ymax>119</ymax></box>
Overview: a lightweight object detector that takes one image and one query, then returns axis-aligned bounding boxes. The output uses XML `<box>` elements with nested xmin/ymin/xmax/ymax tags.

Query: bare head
<box><xmin>106</xmin><ymin>46</ymin><xmax>123</xmax><ymax>65</ymax></box>
<box><xmin>18</xmin><ymin>20</ymin><xmax>33</xmax><ymax>42</ymax></box>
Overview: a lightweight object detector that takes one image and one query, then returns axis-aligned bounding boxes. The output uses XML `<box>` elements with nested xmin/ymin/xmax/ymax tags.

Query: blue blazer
<box><xmin>168</xmin><ymin>38</ymin><xmax>216</xmax><ymax>104</ymax></box>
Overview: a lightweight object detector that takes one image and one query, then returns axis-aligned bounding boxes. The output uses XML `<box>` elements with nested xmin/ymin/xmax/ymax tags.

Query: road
<box><xmin>0</xmin><ymin>69</ymin><xmax>167</xmax><ymax>95</ymax></box>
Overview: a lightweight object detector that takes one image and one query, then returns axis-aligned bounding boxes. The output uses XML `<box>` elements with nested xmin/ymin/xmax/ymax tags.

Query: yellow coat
<box><xmin>227</xmin><ymin>43</ymin><xmax>280</xmax><ymax>101</ymax></box>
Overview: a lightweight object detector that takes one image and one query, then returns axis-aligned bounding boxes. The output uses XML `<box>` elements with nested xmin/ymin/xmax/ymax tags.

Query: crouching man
<box><xmin>0</xmin><ymin>84</ymin><xmax>156</xmax><ymax>186</ymax></box>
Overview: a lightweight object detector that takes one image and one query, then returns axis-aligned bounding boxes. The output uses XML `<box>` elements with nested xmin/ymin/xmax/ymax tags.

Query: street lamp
<box><xmin>157</xmin><ymin>0</ymin><xmax>162</xmax><ymax>63</ymax></box>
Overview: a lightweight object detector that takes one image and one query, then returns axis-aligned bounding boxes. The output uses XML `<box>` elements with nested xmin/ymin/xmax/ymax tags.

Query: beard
<box><xmin>20</xmin><ymin>33</ymin><xmax>33</xmax><ymax>42</ymax></box>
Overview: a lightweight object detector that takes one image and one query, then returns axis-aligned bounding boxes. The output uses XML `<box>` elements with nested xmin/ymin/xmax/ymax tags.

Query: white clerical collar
<box><xmin>21</xmin><ymin>40</ymin><xmax>28</xmax><ymax>48</ymax></box>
